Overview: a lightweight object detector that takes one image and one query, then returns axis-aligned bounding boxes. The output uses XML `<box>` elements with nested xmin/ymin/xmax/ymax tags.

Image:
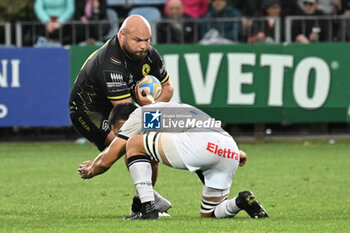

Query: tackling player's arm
<box><xmin>78</xmin><ymin>137</ymin><xmax>127</xmax><ymax>179</ymax></box>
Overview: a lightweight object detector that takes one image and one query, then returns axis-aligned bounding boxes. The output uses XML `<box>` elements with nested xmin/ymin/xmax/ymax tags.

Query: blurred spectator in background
<box><xmin>230</xmin><ymin>0</ymin><xmax>299</xmax><ymax>17</ymax></box>
<box><xmin>292</xmin><ymin>0</ymin><xmax>329</xmax><ymax>43</ymax></box>
<box><xmin>228</xmin><ymin>0</ymin><xmax>298</xmax><ymax>42</ymax></box>
<box><xmin>298</xmin><ymin>0</ymin><xmax>342</xmax><ymax>14</ymax></box>
<box><xmin>157</xmin><ymin>0</ymin><xmax>196</xmax><ymax>43</ymax></box>
<box><xmin>318</xmin><ymin>0</ymin><xmax>341</xmax><ymax>14</ymax></box>
<box><xmin>228</xmin><ymin>0</ymin><xmax>262</xmax><ymax>16</ymax></box>
<box><xmin>0</xmin><ymin>4</ymin><xmax>4</xmax><ymax>45</ymax></box>
<box><xmin>0</xmin><ymin>0</ymin><xmax>36</xmax><ymax>45</ymax></box>
<box><xmin>249</xmin><ymin>0</ymin><xmax>283</xmax><ymax>43</ymax></box>
<box><xmin>280</xmin><ymin>0</ymin><xmax>299</xmax><ymax>16</ymax></box>
<box><xmin>34</xmin><ymin>0</ymin><xmax>75</xmax><ymax>44</ymax></box>
<box><xmin>74</xmin><ymin>0</ymin><xmax>109</xmax><ymax>44</ymax></box>
<box><xmin>339</xmin><ymin>0</ymin><xmax>350</xmax><ymax>40</ymax></box>
<box><xmin>323</xmin><ymin>0</ymin><xmax>343</xmax><ymax>41</ymax></box>
<box><xmin>342</xmin><ymin>0</ymin><xmax>350</xmax><ymax>11</ymax></box>
<box><xmin>164</xmin><ymin>0</ymin><xmax>208</xmax><ymax>18</ymax></box>
<box><xmin>298</xmin><ymin>0</ymin><xmax>343</xmax><ymax>41</ymax></box>
<box><xmin>0</xmin><ymin>0</ymin><xmax>35</xmax><ymax>22</ymax></box>
<box><xmin>0</xmin><ymin>4</ymin><xmax>4</xmax><ymax>23</ymax></box>
<box><xmin>200</xmin><ymin>0</ymin><xmax>242</xmax><ymax>44</ymax></box>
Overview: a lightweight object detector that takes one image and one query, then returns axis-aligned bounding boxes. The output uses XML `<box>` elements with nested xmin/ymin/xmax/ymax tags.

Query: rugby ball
<box><xmin>136</xmin><ymin>75</ymin><xmax>162</xmax><ymax>100</ymax></box>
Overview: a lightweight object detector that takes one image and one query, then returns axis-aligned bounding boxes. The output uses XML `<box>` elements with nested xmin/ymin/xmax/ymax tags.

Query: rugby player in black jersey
<box><xmin>70</xmin><ymin>15</ymin><xmax>173</xmax><ymax>217</ymax></box>
<box><xmin>69</xmin><ymin>15</ymin><xmax>173</xmax><ymax>152</ymax></box>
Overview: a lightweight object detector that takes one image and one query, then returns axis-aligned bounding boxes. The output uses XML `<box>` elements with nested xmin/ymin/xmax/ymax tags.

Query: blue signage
<box><xmin>0</xmin><ymin>48</ymin><xmax>70</xmax><ymax>126</ymax></box>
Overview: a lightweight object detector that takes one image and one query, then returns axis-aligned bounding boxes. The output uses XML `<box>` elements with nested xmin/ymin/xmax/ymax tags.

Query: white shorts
<box><xmin>144</xmin><ymin>131</ymin><xmax>240</xmax><ymax>190</ymax></box>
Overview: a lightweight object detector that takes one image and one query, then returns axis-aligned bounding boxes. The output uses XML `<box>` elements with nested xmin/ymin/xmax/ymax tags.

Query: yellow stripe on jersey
<box><xmin>160</xmin><ymin>74</ymin><xmax>169</xmax><ymax>84</ymax></box>
<box><xmin>80</xmin><ymin>39</ymin><xmax>111</xmax><ymax>70</ymax></box>
<box><xmin>107</xmin><ymin>93</ymin><xmax>131</xmax><ymax>100</ymax></box>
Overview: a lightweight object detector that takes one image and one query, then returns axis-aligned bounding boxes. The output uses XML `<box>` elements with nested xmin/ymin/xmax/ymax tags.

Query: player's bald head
<box><xmin>118</xmin><ymin>15</ymin><xmax>152</xmax><ymax>61</ymax></box>
<box><xmin>119</xmin><ymin>15</ymin><xmax>151</xmax><ymax>36</ymax></box>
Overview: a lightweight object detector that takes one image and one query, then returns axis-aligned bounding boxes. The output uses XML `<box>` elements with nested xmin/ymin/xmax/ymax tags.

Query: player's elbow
<box><xmin>159</xmin><ymin>81</ymin><xmax>174</xmax><ymax>102</ymax></box>
<box><xmin>167</xmin><ymin>83</ymin><xmax>174</xmax><ymax>98</ymax></box>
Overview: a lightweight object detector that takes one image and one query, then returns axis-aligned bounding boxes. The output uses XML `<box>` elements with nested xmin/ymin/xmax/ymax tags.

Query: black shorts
<box><xmin>70</xmin><ymin>110</ymin><xmax>111</xmax><ymax>151</ymax></box>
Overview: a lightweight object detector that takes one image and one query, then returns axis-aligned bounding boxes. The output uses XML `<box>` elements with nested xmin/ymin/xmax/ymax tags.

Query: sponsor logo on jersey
<box><xmin>128</xmin><ymin>74</ymin><xmax>134</xmax><ymax>85</ymax></box>
<box><xmin>159</xmin><ymin>65</ymin><xmax>165</xmax><ymax>76</ymax></box>
<box><xmin>107</xmin><ymin>82</ymin><xmax>124</xmax><ymax>88</ymax></box>
<box><xmin>206</xmin><ymin>142</ymin><xmax>239</xmax><ymax>160</ymax></box>
<box><xmin>102</xmin><ymin>120</ymin><xmax>109</xmax><ymax>131</ymax></box>
<box><xmin>143</xmin><ymin>110</ymin><xmax>161</xmax><ymax>129</ymax></box>
<box><xmin>110</xmin><ymin>73</ymin><xmax>123</xmax><ymax>82</ymax></box>
<box><xmin>142</xmin><ymin>64</ymin><xmax>151</xmax><ymax>76</ymax></box>
<box><xmin>104</xmin><ymin>71</ymin><xmax>125</xmax><ymax>88</ymax></box>
<box><xmin>78</xmin><ymin>117</ymin><xmax>91</xmax><ymax>132</ymax></box>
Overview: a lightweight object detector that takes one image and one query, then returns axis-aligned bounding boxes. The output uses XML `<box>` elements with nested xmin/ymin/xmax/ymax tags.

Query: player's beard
<box><xmin>122</xmin><ymin>44</ymin><xmax>147</xmax><ymax>62</ymax></box>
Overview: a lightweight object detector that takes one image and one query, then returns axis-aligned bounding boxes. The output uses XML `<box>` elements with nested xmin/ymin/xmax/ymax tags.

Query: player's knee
<box><xmin>200</xmin><ymin>186</ymin><xmax>229</xmax><ymax>218</ymax></box>
<box><xmin>126</xmin><ymin>135</ymin><xmax>145</xmax><ymax>157</ymax></box>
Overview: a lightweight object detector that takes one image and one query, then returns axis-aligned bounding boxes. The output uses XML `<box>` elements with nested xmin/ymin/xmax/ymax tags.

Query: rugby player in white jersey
<box><xmin>77</xmin><ymin>103</ymin><xmax>171</xmax><ymax>216</ymax></box>
<box><xmin>78</xmin><ymin>102</ymin><xmax>268</xmax><ymax>220</ymax></box>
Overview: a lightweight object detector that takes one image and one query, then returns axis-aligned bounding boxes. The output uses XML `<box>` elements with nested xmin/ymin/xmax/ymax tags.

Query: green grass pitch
<box><xmin>1</xmin><ymin>139</ymin><xmax>350</xmax><ymax>233</ymax></box>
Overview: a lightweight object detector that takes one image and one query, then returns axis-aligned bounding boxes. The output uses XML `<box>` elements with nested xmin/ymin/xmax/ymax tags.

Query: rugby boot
<box><xmin>236</xmin><ymin>190</ymin><xmax>269</xmax><ymax>218</ymax></box>
<box><xmin>130</xmin><ymin>193</ymin><xmax>172</xmax><ymax>216</ymax></box>
<box><xmin>154</xmin><ymin>190</ymin><xmax>172</xmax><ymax>213</ymax></box>
<box><xmin>124</xmin><ymin>201</ymin><xmax>159</xmax><ymax>220</ymax></box>
<box><xmin>130</xmin><ymin>196</ymin><xmax>142</xmax><ymax>215</ymax></box>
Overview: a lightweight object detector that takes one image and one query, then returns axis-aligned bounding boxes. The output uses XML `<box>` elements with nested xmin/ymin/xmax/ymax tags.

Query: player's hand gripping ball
<box><xmin>136</xmin><ymin>75</ymin><xmax>162</xmax><ymax>101</ymax></box>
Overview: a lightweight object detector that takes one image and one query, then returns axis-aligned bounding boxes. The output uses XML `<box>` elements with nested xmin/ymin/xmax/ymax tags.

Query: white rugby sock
<box><xmin>129</xmin><ymin>160</ymin><xmax>154</xmax><ymax>203</ymax></box>
<box><xmin>214</xmin><ymin>197</ymin><xmax>241</xmax><ymax>218</ymax></box>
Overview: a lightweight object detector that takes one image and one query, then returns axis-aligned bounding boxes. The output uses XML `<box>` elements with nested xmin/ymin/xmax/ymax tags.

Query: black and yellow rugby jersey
<box><xmin>69</xmin><ymin>35</ymin><xmax>169</xmax><ymax>113</ymax></box>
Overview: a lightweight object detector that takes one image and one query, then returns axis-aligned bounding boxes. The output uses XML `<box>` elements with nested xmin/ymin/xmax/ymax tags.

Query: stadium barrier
<box><xmin>0</xmin><ymin>22</ymin><xmax>12</xmax><ymax>47</ymax></box>
<box><xmin>14</xmin><ymin>20</ymin><xmax>118</xmax><ymax>47</ymax></box>
<box><xmin>11</xmin><ymin>17</ymin><xmax>281</xmax><ymax>46</ymax></box>
<box><xmin>284</xmin><ymin>15</ymin><xmax>350</xmax><ymax>43</ymax></box>
<box><xmin>152</xmin><ymin>17</ymin><xmax>283</xmax><ymax>44</ymax></box>
<box><xmin>4</xmin><ymin>15</ymin><xmax>350</xmax><ymax>47</ymax></box>
<box><xmin>153</xmin><ymin>15</ymin><xmax>350</xmax><ymax>44</ymax></box>
<box><xmin>1</xmin><ymin>43</ymin><xmax>350</xmax><ymax>127</ymax></box>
